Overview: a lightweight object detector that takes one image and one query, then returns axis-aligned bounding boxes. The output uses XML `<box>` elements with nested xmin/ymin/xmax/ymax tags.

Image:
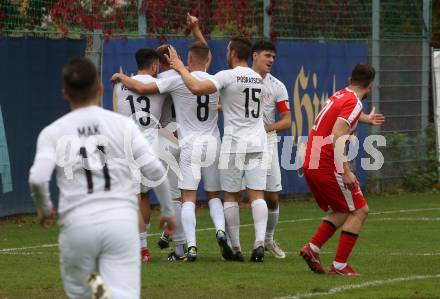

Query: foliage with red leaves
<box><xmin>49</xmin><ymin>0</ymin><xmax>136</xmax><ymax>36</ymax></box>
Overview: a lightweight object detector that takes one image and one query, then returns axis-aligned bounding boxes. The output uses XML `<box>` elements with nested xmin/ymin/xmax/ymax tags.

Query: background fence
<box><xmin>0</xmin><ymin>0</ymin><xmax>437</xmax><ymax>216</ymax></box>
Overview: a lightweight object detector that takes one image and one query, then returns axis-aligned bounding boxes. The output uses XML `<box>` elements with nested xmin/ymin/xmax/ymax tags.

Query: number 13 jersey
<box><xmin>115</xmin><ymin>74</ymin><xmax>166</xmax><ymax>132</ymax></box>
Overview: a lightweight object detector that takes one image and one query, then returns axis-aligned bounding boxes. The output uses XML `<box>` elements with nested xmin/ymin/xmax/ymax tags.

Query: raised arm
<box><xmin>111</xmin><ymin>73</ymin><xmax>159</xmax><ymax>95</ymax></box>
<box><xmin>187</xmin><ymin>13</ymin><xmax>212</xmax><ymax>69</ymax></box>
<box><xmin>167</xmin><ymin>46</ymin><xmax>217</xmax><ymax>96</ymax></box>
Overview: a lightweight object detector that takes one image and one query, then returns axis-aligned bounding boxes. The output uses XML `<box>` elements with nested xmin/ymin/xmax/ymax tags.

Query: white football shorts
<box><xmin>59</xmin><ymin>209</ymin><xmax>139</xmax><ymax>299</ymax></box>
<box><xmin>219</xmin><ymin>151</ymin><xmax>267</xmax><ymax>192</ymax></box>
<box><xmin>266</xmin><ymin>140</ymin><xmax>282</xmax><ymax>192</ymax></box>
<box><xmin>178</xmin><ymin>139</ymin><xmax>221</xmax><ymax>192</ymax></box>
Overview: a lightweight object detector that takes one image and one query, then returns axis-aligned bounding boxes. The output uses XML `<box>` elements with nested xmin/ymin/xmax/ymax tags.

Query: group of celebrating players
<box><xmin>29</xmin><ymin>13</ymin><xmax>384</xmax><ymax>299</ymax></box>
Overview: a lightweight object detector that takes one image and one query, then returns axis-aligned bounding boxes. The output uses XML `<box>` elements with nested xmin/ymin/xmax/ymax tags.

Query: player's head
<box><xmin>156</xmin><ymin>44</ymin><xmax>171</xmax><ymax>71</ymax></box>
<box><xmin>187</xmin><ymin>41</ymin><xmax>210</xmax><ymax>69</ymax></box>
<box><xmin>135</xmin><ymin>48</ymin><xmax>160</xmax><ymax>75</ymax></box>
<box><xmin>349</xmin><ymin>64</ymin><xmax>376</xmax><ymax>96</ymax></box>
<box><xmin>62</xmin><ymin>58</ymin><xmax>102</xmax><ymax>105</ymax></box>
<box><xmin>227</xmin><ymin>37</ymin><xmax>252</xmax><ymax>68</ymax></box>
<box><xmin>252</xmin><ymin>40</ymin><xmax>276</xmax><ymax>75</ymax></box>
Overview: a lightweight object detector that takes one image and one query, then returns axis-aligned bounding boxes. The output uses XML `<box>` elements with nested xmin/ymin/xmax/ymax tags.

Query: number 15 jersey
<box><xmin>208</xmin><ymin>66</ymin><xmax>267</xmax><ymax>153</ymax></box>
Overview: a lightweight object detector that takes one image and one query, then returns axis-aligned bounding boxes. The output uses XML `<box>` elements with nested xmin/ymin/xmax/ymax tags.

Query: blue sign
<box><xmin>0</xmin><ymin>37</ymin><xmax>86</xmax><ymax>216</ymax></box>
<box><xmin>102</xmin><ymin>39</ymin><xmax>368</xmax><ymax>200</ymax></box>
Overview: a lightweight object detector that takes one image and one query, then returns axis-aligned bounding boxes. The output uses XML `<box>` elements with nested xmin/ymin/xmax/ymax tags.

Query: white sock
<box><xmin>171</xmin><ymin>200</ymin><xmax>186</xmax><ymax>244</ymax></box>
<box><xmin>265</xmin><ymin>207</ymin><xmax>279</xmax><ymax>244</ymax></box>
<box><xmin>333</xmin><ymin>261</ymin><xmax>347</xmax><ymax>270</ymax></box>
<box><xmin>224</xmin><ymin>202</ymin><xmax>240</xmax><ymax>251</ymax></box>
<box><xmin>208</xmin><ymin>198</ymin><xmax>225</xmax><ymax>232</ymax></box>
<box><xmin>251</xmin><ymin>199</ymin><xmax>268</xmax><ymax>247</ymax></box>
<box><xmin>181</xmin><ymin>202</ymin><xmax>196</xmax><ymax>248</ymax></box>
<box><xmin>144</xmin><ymin>223</ymin><xmax>151</xmax><ymax>248</ymax></box>
<box><xmin>139</xmin><ymin>232</ymin><xmax>147</xmax><ymax>249</ymax></box>
<box><xmin>175</xmin><ymin>244</ymin><xmax>186</xmax><ymax>257</ymax></box>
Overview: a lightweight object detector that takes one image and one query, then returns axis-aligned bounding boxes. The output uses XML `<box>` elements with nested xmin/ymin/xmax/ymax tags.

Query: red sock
<box><xmin>334</xmin><ymin>231</ymin><xmax>359</xmax><ymax>263</ymax></box>
<box><xmin>310</xmin><ymin>220</ymin><xmax>337</xmax><ymax>249</ymax></box>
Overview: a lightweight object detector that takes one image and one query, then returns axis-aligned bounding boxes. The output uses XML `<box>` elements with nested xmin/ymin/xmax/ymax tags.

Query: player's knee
<box><xmin>206</xmin><ymin>191</ymin><xmax>220</xmax><ymax>200</ymax></box>
<box><xmin>224</xmin><ymin>191</ymin><xmax>241</xmax><ymax>202</ymax></box>
<box><xmin>139</xmin><ymin>192</ymin><xmax>149</xmax><ymax>202</ymax></box>
<box><xmin>264</xmin><ymin>192</ymin><xmax>279</xmax><ymax>209</ymax></box>
<box><xmin>362</xmin><ymin>204</ymin><xmax>369</xmax><ymax>215</ymax></box>
<box><xmin>357</xmin><ymin>205</ymin><xmax>369</xmax><ymax>220</ymax></box>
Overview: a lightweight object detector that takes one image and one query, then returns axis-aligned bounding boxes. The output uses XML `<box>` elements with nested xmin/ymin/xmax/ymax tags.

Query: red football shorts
<box><xmin>303</xmin><ymin>168</ymin><xmax>366</xmax><ymax>212</ymax></box>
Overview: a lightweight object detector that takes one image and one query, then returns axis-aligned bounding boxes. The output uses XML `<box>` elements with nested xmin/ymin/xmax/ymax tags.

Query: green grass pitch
<box><xmin>0</xmin><ymin>192</ymin><xmax>439</xmax><ymax>299</ymax></box>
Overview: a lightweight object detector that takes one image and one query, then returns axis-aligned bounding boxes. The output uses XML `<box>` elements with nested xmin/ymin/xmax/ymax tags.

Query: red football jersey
<box><xmin>303</xmin><ymin>88</ymin><xmax>363</xmax><ymax>171</ymax></box>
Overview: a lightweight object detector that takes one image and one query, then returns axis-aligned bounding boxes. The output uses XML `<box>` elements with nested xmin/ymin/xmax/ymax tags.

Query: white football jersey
<box><xmin>157</xmin><ymin>69</ymin><xmax>178</xmax><ymax>128</ymax></box>
<box><xmin>115</xmin><ymin>74</ymin><xmax>166</xmax><ymax>131</ymax></box>
<box><xmin>262</xmin><ymin>73</ymin><xmax>290</xmax><ymax>125</ymax></box>
<box><xmin>157</xmin><ymin>71</ymin><xmax>220</xmax><ymax>145</ymax></box>
<box><xmin>33</xmin><ymin>106</ymin><xmax>156</xmax><ymax>221</ymax></box>
<box><xmin>208</xmin><ymin>66</ymin><xmax>267</xmax><ymax>153</ymax></box>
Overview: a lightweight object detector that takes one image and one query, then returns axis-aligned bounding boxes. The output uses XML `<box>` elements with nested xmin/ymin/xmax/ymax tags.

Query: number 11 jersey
<box><xmin>32</xmin><ymin>106</ymin><xmax>159</xmax><ymax>223</ymax></box>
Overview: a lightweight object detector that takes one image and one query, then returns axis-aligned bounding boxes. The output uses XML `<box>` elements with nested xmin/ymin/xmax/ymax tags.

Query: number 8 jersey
<box><xmin>156</xmin><ymin>71</ymin><xmax>220</xmax><ymax>144</ymax></box>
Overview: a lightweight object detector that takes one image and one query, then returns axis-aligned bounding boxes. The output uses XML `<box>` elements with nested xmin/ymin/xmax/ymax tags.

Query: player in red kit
<box><xmin>300</xmin><ymin>64</ymin><xmax>379</xmax><ymax>276</ymax></box>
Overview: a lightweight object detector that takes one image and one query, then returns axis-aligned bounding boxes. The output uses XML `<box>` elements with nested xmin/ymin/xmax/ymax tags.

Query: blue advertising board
<box><xmin>102</xmin><ymin>39</ymin><xmax>368</xmax><ymax>201</ymax></box>
<box><xmin>0</xmin><ymin>38</ymin><xmax>86</xmax><ymax>217</ymax></box>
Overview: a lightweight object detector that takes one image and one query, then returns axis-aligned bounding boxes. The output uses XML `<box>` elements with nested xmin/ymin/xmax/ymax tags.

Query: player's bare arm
<box><xmin>111</xmin><ymin>73</ymin><xmax>159</xmax><ymax>94</ymax></box>
<box><xmin>187</xmin><ymin>13</ymin><xmax>212</xmax><ymax>69</ymax></box>
<box><xmin>359</xmin><ymin>106</ymin><xmax>385</xmax><ymax>125</ymax></box>
<box><xmin>135</xmin><ymin>150</ymin><xmax>177</xmax><ymax>235</ymax></box>
<box><xmin>29</xmin><ymin>158</ymin><xmax>57</xmax><ymax>228</ymax></box>
<box><xmin>331</xmin><ymin>118</ymin><xmax>358</xmax><ymax>191</ymax></box>
<box><xmin>265</xmin><ymin>110</ymin><xmax>291</xmax><ymax>132</ymax></box>
<box><xmin>217</xmin><ymin>97</ymin><xmax>223</xmax><ymax>113</ymax></box>
<box><xmin>167</xmin><ymin>45</ymin><xmax>217</xmax><ymax>96</ymax></box>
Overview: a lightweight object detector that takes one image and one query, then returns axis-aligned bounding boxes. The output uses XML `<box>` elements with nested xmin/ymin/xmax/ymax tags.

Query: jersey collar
<box><xmin>345</xmin><ymin>87</ymin><xmax>360</xmax><ymax>101</ymax></box>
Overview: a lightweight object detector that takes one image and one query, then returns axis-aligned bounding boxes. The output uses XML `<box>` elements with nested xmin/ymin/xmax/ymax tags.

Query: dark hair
<box><xmin>229</xmin><ymin>37</ymin><xmax>252</xmax><ymax>61</ymax></box>
<box><xmin>252</xmin><ymin>40</ymin><xmax>276</xmax><ymax>54</ymax></box>
<box><xmin>156</xmin><ymin>44</ymin><xmax>170</xmax><ymax>66</ymax></box>
<box><xmin>351</xmin><ymin>64</ymin><xmax>376</xmax><ymax>88</ymax></box>
<box><xmin>63</xmin><ymin>58</ymin><xmax>99</xmax><ymax>102</ymax></box>
<box><xmin>188</xmin><ymin>41</ymin><xmax>210</xmax><ymax>64</ymax></box>
<box><xmin>135</xmin><ymin>48</ymin><xmax>160</xmax><ymax>70</ymax></box>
